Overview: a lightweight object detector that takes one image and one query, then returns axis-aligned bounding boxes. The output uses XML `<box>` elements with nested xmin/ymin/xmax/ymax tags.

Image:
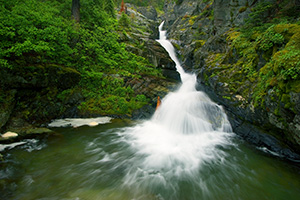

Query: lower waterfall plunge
<box><xmin>118</xmin><ymin>21</ymin><xmax>235</xmax><ymax>198</ymax></box>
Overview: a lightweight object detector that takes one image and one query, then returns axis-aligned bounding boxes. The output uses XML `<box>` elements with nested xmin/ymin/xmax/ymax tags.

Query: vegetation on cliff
<box><xmin>164</xmin><ymin>0</ymin><xmax>300</xmax><ymax>152</ymax></box>
<box><xmin>206</xmin><ymin>1</ymin><xmax>300</xmax><ymax>131</ymax></box>
<box><xmin>0</xmin><ymin>0</ymin><xmax>164</xmax><ymax>123</ymax></box>
<box><xmin>224</xmin><ymin>1</ymin><xmax>300</xmax><ymax>108</ymax></box>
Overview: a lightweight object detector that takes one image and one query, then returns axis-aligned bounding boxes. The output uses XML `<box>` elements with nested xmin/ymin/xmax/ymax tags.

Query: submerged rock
<box><xmin>24</xmin><ymin>128</ymin><xmax>53</xmax><ymax>136</ymax></box>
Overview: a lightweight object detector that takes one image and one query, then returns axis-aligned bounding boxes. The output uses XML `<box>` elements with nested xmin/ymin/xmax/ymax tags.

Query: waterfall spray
<box><xmin>120</xmin><ymin>21</ymin><xmax>234</xmax><ymax>198</ymax></box>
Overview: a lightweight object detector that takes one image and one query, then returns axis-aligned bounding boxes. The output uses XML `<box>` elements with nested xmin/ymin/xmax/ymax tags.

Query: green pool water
<box><xmin>1</xmin><ymin>119</ymin><xmax>300</xmax><ymax>200</ymax></box>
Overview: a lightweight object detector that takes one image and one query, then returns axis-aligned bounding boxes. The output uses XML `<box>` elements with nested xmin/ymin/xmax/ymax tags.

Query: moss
<box><xmin>203</xmin><ymin>72</ymin><xmax>209</xmax><ymax>83</ymax></box>
<box><xmin>195</xmin><ymin>40</ymin><xmax>206</xmax><ymax>48</ymax></box>
<box><xmin>225</xmin><ymin>23</ymin><xmax>300</xmax><ymax>110</ymax></box>
<box><xmin>281</xmin><ymin>93</ymin><xmax>290</xmax><ymax>103</ymax></box>
<box><xmin>205</xmin><ymin>53</ymin><xmax>225</xmax><ymax>69</ymax></box>
<box><xmin>274</xmin><ymin>24</ymin><xmax>300</xmax><ymax>40</ymax></box>
<box><xmin>289</xmin><ymin>80</ymin><xmax>300</xmax><ymax>93</ymax></box>
<box><xmin>222</xmin><ymin>96</ymin><xmax>231</xmax><ymax>100</ymax></box>
<box><xmin>172</xmin><ymin>42</ymin><xmax>181</xmax><ymax>51</ymax></box>
<box><xmin>287</xmin><ymin>32</ymin><xmax>300</xmax><ymax>48</ymax></box>
<box><xmin>226</xmin><ymin>30</ymin><xmax>241</xmax><ymax>42</ymax></box>
<box><xmin>239</xmin><ymin>6</ymin><xmax>247</xmax><ymax>13</ymax></box>
<box><xmin>269</xmin><ymin>77</ymin><xmax>278</xmax><ymax>86</ymax></box>
<box><xmin>188</xmin><ymin>15</ymin><xmax>198</xmax><ymax>25</ymax></box>
<box><xmin>47</xmin><ymin>64</ymin><xmax>80</xmax><ymax>75</ymax></box>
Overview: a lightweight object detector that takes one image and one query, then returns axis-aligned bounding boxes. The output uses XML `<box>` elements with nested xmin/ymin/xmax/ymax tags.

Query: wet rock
<box><xmin>117</xmin><ymin>4</ymin><xmax>179</xmax><ymax>81</ymax></box>
<box><xmin>231</xmin><ymin>120</ymin><xmax>300</xmax><ymax>162</ymax></box>
<box><xmin>0</xmin><ymin>131</ymin><xmax>19</xmax><ymax>143</ymax></box>
<box><xmin>1</xmin><ymin>116</ymin><xmax>54</xmax><ymax>144</ymax></box>
<box><xmin>125</xmin><ymin>75</ymin><xmax>177</xmax><ymax>119</ymax></box>
<box><xmin>24</xmin><ymin>128</ymin><xmax>53</xmax><ymax>136</ymax></box>
<box><xmin>290</xmin><ymin>92</ymin><xmax>300</xmax><ymax>113</ymax></box>
<box><xmin>1</xmin><ymin>132</ymin><xmax>18</xmax><ymax>139</ymax></box>
<box><xmin>142</xmin><ymin>40</ymin><xmax>177</xmax><ymax>71</ymax></box>
<box><xmin>137</xmin><ymin>6</ymin><xmax>157</xmax><ymax>21</ymax></box>
<box><xmin>132</xmin><ymin>104</ymin><xmax>156</xmax><ymax>120</ymax></box>
<box><xmin>0</xmin><ymin>90</ymin><xmax>16</xmax><ymax>130</ymax></box>
<box><xmin>162</xmin><ymin>69</ymin><xmax>181</xmax><ymax>81</ymax></box>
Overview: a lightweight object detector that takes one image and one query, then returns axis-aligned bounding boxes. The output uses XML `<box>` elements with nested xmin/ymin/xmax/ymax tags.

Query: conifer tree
<box><xmin>72</xmin><ymin>0</ymin><xmax>80</xmax><ymax>23</ymax></box>
<box><xmin>105</xmin><ymin>0</ymin><xmax>115</xmax><ymax>18</ymax></box>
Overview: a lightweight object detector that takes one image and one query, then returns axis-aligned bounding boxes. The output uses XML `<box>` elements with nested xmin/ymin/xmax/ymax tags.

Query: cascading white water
<box><xmin>120</xmin><ymin>21</ymin><xmax>235</xmax><ymax>198</ymax></box>
<box><xmin>153</xmin><ymin>21</ymin><xmax>232</xmax><ymax>134</ymax></box>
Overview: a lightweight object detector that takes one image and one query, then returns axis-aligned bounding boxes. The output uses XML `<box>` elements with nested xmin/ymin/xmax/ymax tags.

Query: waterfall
<box><xmin>120</xmin><ymin>21</ymin><xmax>235</xmax><ymax>198</ymax></box>
<box><xmin>154</xmin><ymin>21</ymin><xmax>232</xmax><ymax>134</ymax></box>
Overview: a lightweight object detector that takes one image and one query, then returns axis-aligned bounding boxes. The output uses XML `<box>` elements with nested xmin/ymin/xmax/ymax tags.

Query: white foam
<box><xmin>121</xmin><ymin>22</ymin><xmax>234</xmax><ymax>191</ymax></box>
<box><xmin>48</xmin><ymin>117</ymin><xmax>112</xmax><ymax>128</ymax></box>
<box><xmin>0</xmin><ymin>141</ymin><xmax>27</xmax><ymax>152</ymax></box>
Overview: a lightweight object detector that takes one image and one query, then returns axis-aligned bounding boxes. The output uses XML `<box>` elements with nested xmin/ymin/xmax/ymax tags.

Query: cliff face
<box><xmin>162</xmin><ymin>0</ymin><xmax>300</xmax><ymax>160</ymax></box>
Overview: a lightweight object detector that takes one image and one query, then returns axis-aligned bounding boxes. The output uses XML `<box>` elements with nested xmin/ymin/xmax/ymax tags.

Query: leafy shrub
<box><xmin>256</xmin><ymin>26</ymin><xmax>285</xmax><ymax>51</ymax></box>
<box><xmin>118</xmin><ymin>12</ymin><xmax>131</xmax><ymax>28</ymax></box>
<box><xmin>0</xmin><ymin>0</ymin><xmax>76</xmax><ymax>68</ymax></box>
<box><xmin>245</xmin><ymin>2</ymin><xmax>273</xmax><ymax>28</ymax></box>
<box><xmin>0</xmin><ymin>0</ymin><xmax>160</xmax><ymax>116</ymax></box>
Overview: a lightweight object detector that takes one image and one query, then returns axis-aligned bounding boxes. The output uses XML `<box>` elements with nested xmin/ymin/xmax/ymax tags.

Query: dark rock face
<box><xmin>137</xmin><ymin>6</ymin><xmax>158</xmax><ymax>21</ymax></box>
<box><xmin>0</xmin><ymin>65</ymin><xmax>81</xmax><ymax>137</ymax></box>
<box><xmin>0</xmin><ymin>90</ymin><xmax>16</xmax><ymax>130</ymax></box>
<box><xmin>118</xmin><ymin>4</ymin><xmax>179</xmax><ymax>81</ymax></box>
<box><xmin>163</xmin><ymin>0</ymin><xmax>300</xmax><ymax>160</ymax></box>
<box><xmin>0</xmin><ymin>65</ymin><xmax>81</xmax><ymax>90</ymax></box>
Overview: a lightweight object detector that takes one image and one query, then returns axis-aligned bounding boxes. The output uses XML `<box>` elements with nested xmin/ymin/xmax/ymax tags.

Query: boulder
<box><xmin>1</xmin><ymin>131</ymin><xmax>18</xmax><ymax>139</ymax></box>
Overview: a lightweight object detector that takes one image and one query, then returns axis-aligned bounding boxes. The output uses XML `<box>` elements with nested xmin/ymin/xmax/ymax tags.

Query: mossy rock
<box><xmin>288</xmin><ymin>80</ymin><xmax>300</xmax><ymax>93</ymax></box>
<box><xmin>274</xmin><ymin>24</ymin><xmax>300</xmax><ymax>40</ymax></box>
<box><xmin>23</xmin><ymin>128</ymin><xmax>54</xmax><ymax>136</ymax></box>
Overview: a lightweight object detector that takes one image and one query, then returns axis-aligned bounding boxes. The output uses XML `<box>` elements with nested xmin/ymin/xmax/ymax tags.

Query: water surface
<box><xmin>1</xmin><ymin>119</ymin><xmax>300</xmax><ymax>200</ymax></box>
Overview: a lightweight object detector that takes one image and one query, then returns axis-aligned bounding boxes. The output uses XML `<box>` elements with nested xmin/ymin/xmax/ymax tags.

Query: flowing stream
<box><xmin>1</xmin><ymin>22</ymin><xmax>300</xmax><ymax>200</ymax></box>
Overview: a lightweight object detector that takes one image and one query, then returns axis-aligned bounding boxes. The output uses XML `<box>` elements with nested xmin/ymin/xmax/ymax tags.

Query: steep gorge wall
<box><xmin>162</xmin><ymin>0</ymin><xmax>300</xmax><ymax>160</ymax></box>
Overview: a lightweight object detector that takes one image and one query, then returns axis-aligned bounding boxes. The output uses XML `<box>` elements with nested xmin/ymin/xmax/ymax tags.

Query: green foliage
<box><xmin>118</xmin><ymin>12</ymin><xmax>131</xmax><ymax>28</ymax></box>
<box><xmin>104</xmin><ymin>0</ymin><xmax>116</xmax><ymax>18</ymax></box>
<box><xmin>0</xmin><ymin>0</ymin><xmax>76</xmax><ymax>67</ymax></box>
<box><xmin>245</xmin><ymin>2</ymin><xmax>273</xmax><ymax>28</ymax></box>
<box><xmin>0</xmin><ymin>0</ymin><xmax>160</xmax><ymax>116</ymax></box>
<box><xmin>225</xmin><ymin>21</ymin><xmax>300</xmax><ymax>112</ymax></box>
<box><xmin>256</xmin><ymin>26</ymin><xmax>285</xmax><ymax>51</ymax></box>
